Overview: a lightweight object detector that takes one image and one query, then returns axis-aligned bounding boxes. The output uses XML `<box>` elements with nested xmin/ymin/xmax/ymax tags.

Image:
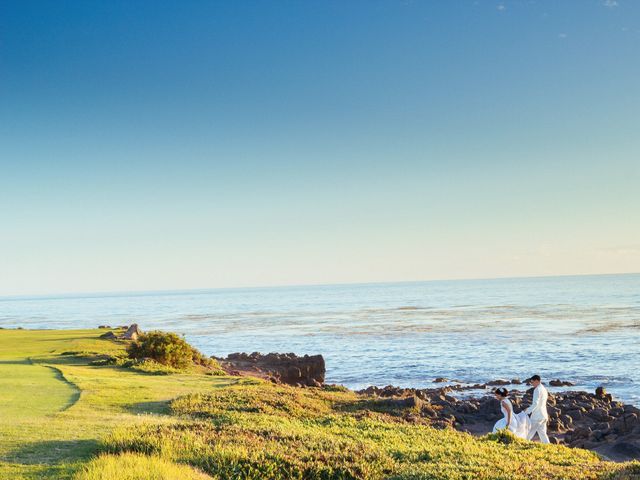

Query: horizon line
<box><xmin>1</xmin><ymin>271</ymin><xmax>638</xmax><ymax>302</ymax></box>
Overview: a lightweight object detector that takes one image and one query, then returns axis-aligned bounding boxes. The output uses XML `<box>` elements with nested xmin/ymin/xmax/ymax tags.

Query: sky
<box><xmin>1</xmin><ymin>0</ymin><xmax>639</xmax><ymax>296</ymax></box>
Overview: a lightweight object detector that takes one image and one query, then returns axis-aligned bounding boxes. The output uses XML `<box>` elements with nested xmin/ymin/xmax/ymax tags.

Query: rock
<box><xmin>573</xmin><ymin>426</ymin><xmax>592</xmax><ymax>439</ymax></box>
<box><xmin>560</xmin><ymin>414</ymin><xmax>573</xmax><ymax>427</ymax></box>
<box><xmin>421</xmin><ymin>405</ymin><xmax>437</xmax><ymax>418</ymax></box>
<box><xmin>611</xmin><ymin>440</ymin><xmax>640</xmax><ymax>458</ymax></box>
<box><xmin>357</xmin><ymin>381</ymin><xmax>640</xmax><ymax>459</ymax></box>
<box><xmin>589</xmin><ymin>408</ymin><xmax>613</xmax><ymax>422</ymax></box>
<box><xmin>549</xmin><ymin>379</ymin><xmax>575</xmax><ymax>387</ymax></box>
<box><xmin>433</xmin><ymin>377</ymin><xmax>449</xmax><ymax>383</ymax></box>
<box><xmin>390</xmin><ymin>395</ymin><xmax>422</xmax><ymax>410</ymax></box>
<box><xmin>590</xmin><ymin>429</ymin><xmax>608</xmax><ymax>442</ymax></box>
<box><xmin>624</xmin><ymin>405</ymin><xmax>640</xmax><ymax>415</ymax></box>
<box><xmin>99</xmin><ymin>331</ymin><xmax>117</xmax><ymax>340</ymax></box>
<box><xmin>612</xmin><ymin>413</ymin><xmax>639</xmax><ymax>435</ymax></box>
<box><xmin>566</xmin><ymin>409</ymin><xmax>583</xmax><ymax>421</ymax></box>
<box><xmin>486</xmin><ymin>379</ymin><xmax>510</xmax><ymax>386</ymax></box>
<box><xmin>122</xmin><ymin>324</ymin><xmax>142</xmax><ymax>341</ymax></box>
<box><xmin>595</xmin><ymin>386</ymin><xmax>613</xmax><ymax>402</ymax></box>
<box><xmin>98</xmin><ymin>325</ymin><xmax>111</xmax><ymax>329</ymax></box>
<box><xmin>220</xmin><ymin>352</ymin><xmax>325</xmax><ymax>387</ymax></box>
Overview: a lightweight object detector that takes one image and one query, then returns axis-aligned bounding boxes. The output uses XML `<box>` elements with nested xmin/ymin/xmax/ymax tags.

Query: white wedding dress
<box><xmin>493</xmin><ymin>398</ymin><xmax>530</xmax><ymax>439</ymax></box>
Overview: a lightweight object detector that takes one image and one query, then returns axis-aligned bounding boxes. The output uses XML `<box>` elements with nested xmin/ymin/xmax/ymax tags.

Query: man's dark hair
<box><xmin>530</xmin><ymin>374</ymin><xmax>541</xmax><ymax>382</ymax></box>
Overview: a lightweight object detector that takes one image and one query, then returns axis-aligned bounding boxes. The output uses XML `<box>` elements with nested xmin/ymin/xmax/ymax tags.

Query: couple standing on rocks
<box><xmin>492</xmin><ymin>374</ymin><xmax>550</xmax><ymax>443</ymax></box>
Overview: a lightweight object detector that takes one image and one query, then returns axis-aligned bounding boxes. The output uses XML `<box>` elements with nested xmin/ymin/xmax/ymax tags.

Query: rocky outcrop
<box><xmin>216</xmin><ymin>352</ymin><xmax>325</xmax><ymax>387</ymax></box>
<box><xmin>549</xmin><ymin>379</ymin><xmax>576</xmax><ymax>387</ymax></box>
<box><xmin>356</xmin><ymin>383</ymin><xmax>640</xmax><ymax>461</ymax></box>
<box><xmin>122</xmin><ymin>324</ymin><xmax>142</xmax><ymax>340</ymax></box>
<box><xmin>99</xmin><ymin>324</ymin><xmax>142</xmax><ymax>341</ymax></box>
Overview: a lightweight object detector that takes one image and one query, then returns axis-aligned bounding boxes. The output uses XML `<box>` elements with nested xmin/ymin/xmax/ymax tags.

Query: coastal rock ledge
<box><xmin>216</xmin><ymin>352</ymin><xmax>326</xmax><ymax>387</ymax></box>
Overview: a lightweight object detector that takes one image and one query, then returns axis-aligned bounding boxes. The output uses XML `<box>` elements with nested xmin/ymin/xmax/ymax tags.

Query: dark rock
<box><xmin>391</xmin><ymin>395</ymin><xmax>422</xmax><ymax>410</ymax></box>
<box><xmin>486</xmin><ymin>379</ymin><xmax>510</xmax><ymax>386</ymax></box>
<box><xmin>566</xmin><ymin>409</ymin><xmax>583</xmax><ymax>421</ymax></box>
<box><xmin>573</xmin><ymin>426</ymin><xmax>592</xmax><ymax>439</ymax></box>
<box><xmin>220</xmin><ymin>351</ymin><xmax>325</xmax><ymax>387</ymax></box>
<box><xmin>99</xmin><ymin>331</ymin><xmax>117</xmax><ymax>340</ymax></box>
<box><xmin>433</xmin><ymin>377</ymin><xmax>449</xmax><ymax>383</ymax></box>
<box><xmin>624</xmin><ymin>405</ymin><xmax>640</xmax><ymax>415</ymax></box>
<box><xmin>560</xmin><ymin>414</ymin><xmax>574</xmax><ymax>427</ymax></box>
<box><xmin>589</xmin><ymin>408</ymin><xmax>613</xmax><ymax>422</ymax></box>
<box><xmin>612</xmin><ymin>413</ymin><xmax>639</xmax><ymax>435</ymax></box>
<box><xmin>611</xmin><ymin>440</ymin><xmax>640</xmax><ymax>458</ymax></box>
<box><xmin>549</xmin><ymin>379</ymin><xmax>575</xmax><ymax>387</ymax></box>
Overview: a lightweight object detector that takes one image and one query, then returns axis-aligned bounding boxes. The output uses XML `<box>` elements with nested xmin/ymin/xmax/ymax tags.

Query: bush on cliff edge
<box><xmin>127</xmin><ymin>331</ymin><xmax>222</xmax><ymax>372</ymax></box>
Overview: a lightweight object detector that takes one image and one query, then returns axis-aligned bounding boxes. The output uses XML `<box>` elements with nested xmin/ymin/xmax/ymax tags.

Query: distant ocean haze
<box><xmin>1</xmin><ymin>274</ymin><xmax>638</xmax><ymax>405</ymax></box>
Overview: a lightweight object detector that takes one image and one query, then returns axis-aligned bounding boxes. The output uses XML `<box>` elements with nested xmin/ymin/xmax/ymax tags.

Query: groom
<box><xmin>525</xmin><ymin>374</ymin><xmax>550</xmax><ymax>444</ymax></box>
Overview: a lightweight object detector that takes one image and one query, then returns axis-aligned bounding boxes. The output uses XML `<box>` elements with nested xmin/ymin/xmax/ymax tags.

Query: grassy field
<box><xmin>0</xmin><ymin>329</ymin><xmax>234</xmax><ymax>479</ymax></box>
<box><xmin>0</xmin><ymin>329</ymin><xmax>639</xmax><ymax>480</ymax></box>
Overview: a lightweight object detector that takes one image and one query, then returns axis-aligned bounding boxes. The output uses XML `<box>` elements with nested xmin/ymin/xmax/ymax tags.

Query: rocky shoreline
<box><xmin>357</xmin><ymin>382</ymin><xmax>640</xmax><ymax>462</ymax></box>
<box><xmin>218</xmin><ymin>351</ymin><xmax>640</xmax><ymax>462</ymax></box>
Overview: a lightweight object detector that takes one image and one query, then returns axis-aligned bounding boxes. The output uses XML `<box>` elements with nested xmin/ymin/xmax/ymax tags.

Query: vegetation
<box><xmin>0</xmin><ymin>328</ymin><xmax>235</xmax><ymax>479</ymax></box>
<box><xmin>74</xmin><ymin>453</ymin><xmax>213</xmax><ymax>480</ymax></box>
<box><xmin>104</xmin><ymin>382</ymin><xmax>640</xmax><ymax>480</ymax></box>
<box><xmin>0</xmin><ymin>328</ymin><xmax>638</xmax><ymax>480</ymax></box>
<box><xmin>128</xmin><ymin>331</ymin><xmax>223</xmax><ymax>373</ymax></box>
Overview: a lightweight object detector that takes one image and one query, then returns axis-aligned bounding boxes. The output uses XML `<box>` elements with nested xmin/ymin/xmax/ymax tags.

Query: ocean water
<box><xmin>1</xmin><ymin>274</ymin><xmax>638</xmax><ymax>405</ymax></box>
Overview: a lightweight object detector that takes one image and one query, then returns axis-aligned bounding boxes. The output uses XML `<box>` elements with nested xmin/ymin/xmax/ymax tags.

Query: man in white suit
<box><xmin>525</xmin><ymin>374</ymin><xmax>550</xmax><ymax>443</ymax></box>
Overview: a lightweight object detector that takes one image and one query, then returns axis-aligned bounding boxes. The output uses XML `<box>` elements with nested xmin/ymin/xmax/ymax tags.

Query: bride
<box><xmin>492</xmin><ymin>388</ymin><xmax>530</xmax><ymax>439</ymax></box>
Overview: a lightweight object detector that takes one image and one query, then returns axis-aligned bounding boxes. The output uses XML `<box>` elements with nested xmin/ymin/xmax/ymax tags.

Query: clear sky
<box><xmin>1</xmin><ymin>0</ymin><xmax>639</xmax><ymax>296</ymax></box>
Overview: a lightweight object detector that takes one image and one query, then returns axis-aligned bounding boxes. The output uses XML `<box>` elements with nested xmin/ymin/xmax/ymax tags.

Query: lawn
<box><xmin>0</xmin><ymin>329</ymin><xmax>638</xmax><ymax>480</ymax></box>
<box><xmin>0</xmin><ymin>329</ymin><xmax>235</xmax><ymax>479</ymax></box>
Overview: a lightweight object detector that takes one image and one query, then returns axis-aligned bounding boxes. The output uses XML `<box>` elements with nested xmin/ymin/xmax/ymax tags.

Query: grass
<box><xmin>0</xmin><ymin>329</ymin><xmax>236</xmax><ymax>479</ymax></box>
<box><xmin>74</xmin><ymin>453</ymin><xmax>214</xmax><ymax>480</ymax></box>
<box><xmin>0</xmin><ymin>328</ymin><xmax>639</xmax><ymax>480</ymax></box>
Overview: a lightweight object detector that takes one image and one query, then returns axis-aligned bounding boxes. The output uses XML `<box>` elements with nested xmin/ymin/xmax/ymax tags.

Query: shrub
<box><xmin>129</xmin><ymin>358</ymin><xmax>181</xmax><ymax>375</ymax></box>
<box><xmin>127</xmin><ymin>331</ymin><xmax>224</xmax><ymax>373</ymax></box>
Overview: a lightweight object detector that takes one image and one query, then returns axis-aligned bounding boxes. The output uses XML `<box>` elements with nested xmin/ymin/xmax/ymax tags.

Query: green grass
<box><xmin>0</xmin><ymin>329</ymin><xmax>639</xmax><ymax>480</ymax></box>
<box><xmin>105</xmin><ymin>382</ymin><xmax>640</xmax><ymax>480</ymax></box>
<box><xmin>0</xmin><ymin>329</ymin><xmax>237</xmax><ymax>479</ymax></box>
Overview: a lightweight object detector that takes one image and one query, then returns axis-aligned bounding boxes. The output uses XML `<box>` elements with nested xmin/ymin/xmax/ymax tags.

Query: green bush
<box><xmin>129</xmin><ymin>358</ymin><xmax>181</xmax><ymax>375</ymax></box>
<box><xmin>127</xmin><ymin>331</ymin><xmax>221</xmax><ymax>371</ymax></box>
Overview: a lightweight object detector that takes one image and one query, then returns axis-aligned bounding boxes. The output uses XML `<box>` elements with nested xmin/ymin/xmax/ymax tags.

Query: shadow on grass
<box><xmin>2</xmin><ymin>439</ymin><xmax>100</xmax><ymax>465</ymax></box>
<box><xmin>44</xmin><ymin>366</ymin><xmax>82</xmax><ymax>411</ymax></box>
<box><xmin>334</xmin><ymin>396</ymin><xmax>418</xmax><ymax>417</ymax></box>
<box><xmin>125</xmin><ymin>399</ymin><xmax>172</xmax><ymax>415</ymax></box>
<box><xmin>0</xmin><ymin>359</ymin><xmax>32</xmax><ymax>365</ymax></box>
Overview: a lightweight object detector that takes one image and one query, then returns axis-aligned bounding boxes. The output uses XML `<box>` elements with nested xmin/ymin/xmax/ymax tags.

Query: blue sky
<box><xmin>1</xmin><ymin>0</ymin><xmax>639</xmax><ymax>296</ymax></box>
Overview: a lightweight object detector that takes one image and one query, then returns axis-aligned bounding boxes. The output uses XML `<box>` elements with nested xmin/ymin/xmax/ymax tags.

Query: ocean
<box><xmin>1</xmin><ymin>273</ymin><xmax>638</xmax><ymax>405</ymax></box>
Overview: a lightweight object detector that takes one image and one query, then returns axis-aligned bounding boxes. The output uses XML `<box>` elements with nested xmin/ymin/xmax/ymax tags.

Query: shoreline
<box><xmin>2</xmin><ymin>327</ymin><xmax>639</xmax><ymax>480</ymax></box>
